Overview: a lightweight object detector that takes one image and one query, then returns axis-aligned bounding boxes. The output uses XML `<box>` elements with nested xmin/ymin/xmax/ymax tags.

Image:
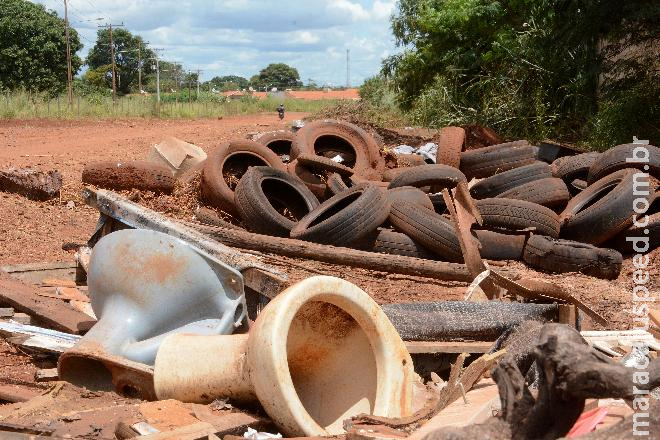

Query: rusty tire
<box><xmin>287</xmin><ymin>159</ymin><xmax>327</xmax><ymax>200</ymax></box>
<box><xmin>201</xmin><ymin>140</ymin><xmax>286</xmax><ymax>216</ymax></box>
<box><xmin>476</xmin><ymin>198</ymin><xmax>561</xmax><ymax>238</ymax></box>
<box><xmin>469</xmin><ymin>161</ymin><xmax>551</xmax><ymax>199</ymax></box>
<box><xmin>296</xmin><ymin>153</ymin><xmax>354</xmax><ymax>177</ymax></box>
<box><xmin>587</xmin><ymin>143</ymin><xmax>659</xmax><ymax>184</ymax></box>
<box><xmin>82</xmin><ymin>160</ymin><xmax>175</xmax><ymax>193</ymax></box>
<box><xmin>388</xmin><ymin>200</ymin><xmax>463</xmax><ymax>262</ymax></box>
<box><xmin>474</xmin><ymin>230</ymin><xmax>526</xmax><ymax>261</ymax></box>
<box><xmin>255</xmin><ymin>130</ymin><xmax>296</xmax><ymax>162</ymax></box>
<box><xmin>235</xmin><ymin>167</ymin><xmax>319</xmax><ymax>237</ymax></box>
<box><xmin>523</xmin><ymin>235</ymin><xmax>623</xmax><ymax>280</ymax></box>
<box><xmin>290</xmin><ymin>119</ymin><xmax>384</xmax><ymax>178</ymax></box>
<box><xmin>560</xmin><ymin>169</ymin><xmax>652</xmax><ymax>244</ymax></box>
<box><xmin>387</xmin><ymin>186</ymin><xmax>434</xmax><ymax>210</ymax></box>
<box><xmin>497</xmin><ymin>177</ymin><xmax>571</xmax><ymax>209</ymax></box>
<box><xmin>605</xmin><ymin>212</ymin><xmax>660</xmax><ymax>254</ymax></box>
<box><xmin>435</xmin><ymin>126</ymin><xmax>465</xmax><ymax>168</ymax></box>
<box><xmin>387</xmin><ymin>164</ymin><xmax>466</xmax><ymax>191</ymax></box>
<box><xmin>290</xmin><ymin>183</ymin><xmax>390</xmax><ymax>246</ymax></box>
<box><xmin>459</xmin><ymin>140</ymin><xmax>536</xmax><ymax>179</ymax></box>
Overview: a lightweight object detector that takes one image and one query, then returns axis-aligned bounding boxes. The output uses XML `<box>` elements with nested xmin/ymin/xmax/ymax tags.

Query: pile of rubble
<box><xmin>0</xmin><ymin>118</ymin><xmax>658</xmax><ymax>439</ymax></box>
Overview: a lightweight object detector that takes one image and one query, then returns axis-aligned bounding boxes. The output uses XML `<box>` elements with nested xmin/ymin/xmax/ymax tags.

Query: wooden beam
<box><xmin>0</xmin><ymin>270</ymin><xmax>92</xmax><ymax>334</ymax></box>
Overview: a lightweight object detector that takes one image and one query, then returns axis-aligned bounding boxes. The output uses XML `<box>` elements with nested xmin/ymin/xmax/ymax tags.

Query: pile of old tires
<box><xmin>83</xmin><ymin>119</ymin><xmax>659</xmax><ymax>281</ymax></box>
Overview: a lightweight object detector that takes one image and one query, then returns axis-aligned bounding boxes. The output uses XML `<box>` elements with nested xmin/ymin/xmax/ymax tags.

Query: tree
<box><xmin>0</xmin><ymin>0</ymin><xmax>83</xmax><ymax>94</ymax></box>
<box><xmin>250</xmin><ymin>63</ymin><xmax>302</xmax><ymax>90</ymax></box>
<box><xmin>86</xmin><ymin>28</ymin><xmax>155</xmax><ymax>95</ymax></box>
<box><xmin>208</xmin><ymin>75</ymin><xmax>249</xmax><ymax>91</ymax></box>
<box><xmin>384</xmin><ymin>0</ymin><xmax>659</xmax><ymax>145</ymax></box>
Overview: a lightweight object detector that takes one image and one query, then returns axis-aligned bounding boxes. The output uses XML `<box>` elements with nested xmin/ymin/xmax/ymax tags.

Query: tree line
<box><xmin>0</xmin><ymin>0</ymin><xmax>304</xmax><ymax>97</ymax></box>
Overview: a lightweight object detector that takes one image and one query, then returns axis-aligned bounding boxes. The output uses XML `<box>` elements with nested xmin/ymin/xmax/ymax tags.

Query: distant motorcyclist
<box><xmin>277</xmin><ymin>103</ymin><xmax>285</xmax><ymax>120</ymax></box>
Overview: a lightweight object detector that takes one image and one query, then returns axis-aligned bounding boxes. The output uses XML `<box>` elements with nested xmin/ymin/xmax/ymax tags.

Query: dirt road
<box><xmin>0</xmin><ymin>113</ymin><xmax>307</xmax><ymax>264</ymax></box>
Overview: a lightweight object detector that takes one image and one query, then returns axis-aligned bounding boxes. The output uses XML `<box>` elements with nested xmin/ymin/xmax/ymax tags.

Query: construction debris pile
<box><xmin>0</xmin><ymin>118</ymin><xmax>658</xmax><ymax>439</ymax></box>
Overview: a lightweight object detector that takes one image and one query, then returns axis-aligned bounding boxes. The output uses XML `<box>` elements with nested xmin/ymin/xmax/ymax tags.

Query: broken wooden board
<box><xmin>1</xmin><ymin>261</ymin><xmax>77</xmax><ymax>286</ymax></box>
<box><xmin>0</xmin><ymin>270</ymin><xmax>93</xmax><ymax>334</ymax></box>
<box><xmin>407</xmin><ymin>380</ymin><xmax>500</xmax><ymax>440</ymax></box>
<box><xmin>136</xmin><ymin>422</ymin><xmax>217</xmax><ymax>440</ymax></box>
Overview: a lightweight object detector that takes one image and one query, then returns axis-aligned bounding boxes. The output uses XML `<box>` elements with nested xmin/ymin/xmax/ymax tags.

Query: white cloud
<box><xmin>30</xmin><ymin>0</ymin><xmax>397</xmax><ymax>86</ymax></box>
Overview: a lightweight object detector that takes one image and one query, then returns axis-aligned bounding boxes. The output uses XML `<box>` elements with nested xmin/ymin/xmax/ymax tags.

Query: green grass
<box><xmin>0</xmin><ymin>91</ymin><xmax>336</xmax><ymax>119</ymax></box>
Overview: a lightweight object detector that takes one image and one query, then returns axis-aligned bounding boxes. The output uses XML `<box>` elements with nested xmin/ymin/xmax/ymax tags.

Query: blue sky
<box><xmin>32</xmin><ymin>0</ymin><xmax>398</xmax><ymax>87</ymax></box>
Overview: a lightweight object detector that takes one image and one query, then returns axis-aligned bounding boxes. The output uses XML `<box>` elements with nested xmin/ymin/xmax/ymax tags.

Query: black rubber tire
<box><xmin>387</xmin><ymin>186</ymin><xmax>434</xmax><ymax>210</ymax></box>
<box><xmin>255</xmin><ymin>130</ymin><xmax>296</xmax><ymax>161</ymax></box>
<box><xmin>497</xmin><ymin>177</ymin><xmax>570</xmax><ymax>209</ymax></box>
<box><xmin>523</xmin><ymin>235</ymin><xmax>623</xmax><ymax>280</ymax></box>
<box><xmin>325</xmin><ymin>172</ymin><xmax>350</xmax><ymax>196</ymax></box>
<box><xmin>201</xmin><ymin>140</ymin><xmax>286</xmax><ymax>216</ymax></box>
<box><xmin>560</xmin><ymin>169</ymin><xmax>653</xmax><ymax>244</ymax></box>
<box><xmin>387</xmin><ymin>164</ymin><xmax>466</xmax><ymax>191</ymax></box>
<box><xmin>606</xmin><ymin>212</ymin><xmax>660</xmax><ymax>254</ymax></box>
<box><xmin>459</xmin><ymin>140</ymin><xmax>536</xmax><ymax>179</ymax></box>
<box><xmin>354</xmin><ymin>229</ymin><xmax>438</xmax><ymax>260</ymax></box>
<box><xmin>290</xmin><ymin>183</ymin><xmax>390</xmax><ymax>246</ymax></box>
<box><xmin>551</xmin><ymin>152</ymin><xmax>601</xmax><ymax>183</ymax></box>
<box><xmin>476</xmin><ymin>198</ymin><xmax>561</xmax><ymax>238</ymax></box>
<box><xmin>587</xmin><ymin>143</ymin><xmax>659</xmax><ymax>184</ymax></box>
<box><xmin>469</xmin><ymin>161</ymin><xmax>551</xmax><ymax>199</ymax></box>
<box><xmin>235</xmin><ymin>167</ymin><xmax>319</xmax><ymax>237</ymax></box>
<box><xmin>388</xmin><ymin>200</ymin><xmax>463</xmax><ymax>262</ymax></box>
<box><xmin>287</xmin><ymin>159</ymin><xmax>327</xmax><ymax>200</ymax></box>
<box><xmin>82</xmin><ymin>160</ymin><xmax>175</xmax><ymax>193</ymax></box>
<box><xmin>474</xmin><ymin>230</ymin><xmax>526</xmax><ymax>261</ymax></box>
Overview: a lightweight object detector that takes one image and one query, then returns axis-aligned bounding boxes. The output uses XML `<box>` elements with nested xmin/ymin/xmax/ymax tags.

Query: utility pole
<box><xmin>98</xmin><ymin>22</ymin><xmax>124</xmax><ymax>104</ymax></box>
<box><xmin>63</xmin><ymin>0</ymin><xmax>73</xmax><ymax>107</ymax></box>
<box><xmin>346</xmin><ymin>49</ymin><xmax>350</xmax><ymax>88</ymax></box>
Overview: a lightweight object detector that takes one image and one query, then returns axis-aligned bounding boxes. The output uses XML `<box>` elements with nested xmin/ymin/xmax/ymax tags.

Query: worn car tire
<box><xmin>523</xmin><ymin>235</ymin><xmax>623</xmax><ymax>280</ymax></box>
<box><xmin>296</xmin><ymin>153</ymin><xmax>354</xmax><ymax>177</ymax></box>
<box><xmin>551</xmin><ymin>152</ymin><xmax>601</xmax><ymax>183</ymax></box>
<box><xmin>474</xmin><ymin>230</ymin><xmax>526</xmax><ymax>261</ymax></box>
<box><xmin>326</xmin><ymin>172</ymin><xmax>350</xmax><ymax>196</ymax></box>
<box><xmin>560</xmin><ymin>169</ymin><xmax>652</xmax><ymax>244</ymax></box>
<box><xmin>497</xmin><ymin>177</ymin><xmax>570</xmax><ymax>209</ymax></box>
<box><xmin>387</xmin><ymin>186</ymin><xmax>434</xmax><ymax>210</ymax></box>
<box><xmin>235</xmin><ymin>167</ymin><xmax>319</xmax><ymax>237</ymax></box>
<box><xmin>435</xmin><ymin>126</ymin><xmax>465</xmax><ymax>168</ymax></box>
<box><xmin>201</xmin><ymin>140</ymin><xmax>286</xmax><ymax>216</ymax></box>
<box><xmin>459</xmin><ymin>140</ymin><xmax>536</xmax><ymax>179</ymax></box>
<box><xmin>287</xmin><ymin>159</ymin><xmax>327</xmax><ymax>200</ymax></box>
<box><xmin>387</xmin><ymin>164</ymin><xmax>466</xmax><ymax>191</ymax></box>
<box><xmin>476</xmin><ymin>198</ymin><xmax>561</xmax><ymax>238</ymax></box>
<box><xmin>605</xmin><ymin>212</ymin><xmax>660</xmax><ymax>254</ymax></box>
<box><xmin>383</xmin><ymin>167</ymin><xmax>411</xmax><ymax>182</ymax></box>
<box><xmin>587</xmin><ymin>143</ymin><xmax>659</xmax><ymax>184</ymax></box>
<box><xmin>82</xmin><ymin>160</ymin><xmax>175</xmax><ymax>193</ymax></box>
<box><xmin>290</xmin><ymin>183</ymin><xmax>390</xmax><ymax>246</ymax></box>
<box><xmin>255</xmin><ymin>130</ymin><xmax>296</xmax><ymax>161</ymax></box>
<box><xmin>388</xmin><ymin>200</ymin><xmax>463</xmax><ymax>261</ymax></box>
<box><xmin>291</xmin><ymin>119</ymin><xmax>384</xmax><ymax>178</ymax></box>
<box><xmin>355</xmin><ymin>229</ymin><xmax>438</xmax><ymax>260</ymax></box>
<box><xmin>470</xmin><ymin>161</ymin><xmax>551</xmax><ymax>199</ymax></box>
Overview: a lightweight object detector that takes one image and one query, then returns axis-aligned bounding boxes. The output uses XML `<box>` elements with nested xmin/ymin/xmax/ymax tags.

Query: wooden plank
<box><xmin>558</xmin><ymin>304</ymin><xmax>577</xmax><ymax>328</ymax></box>
<box><xmin>191</xmin><ymin>406</ymin><xmax>270</xmax><ymax>436</ymax></box>
<box><xmin>0</xmin><ymin>270</ymin><xmax>93</xmax><ymax>334</ymax></box>
<box><xmin>0</xmin><ymin>262</ymin><xmax>76</xmax><ymax>273</ymax></box>
<box><xmin>405</xmin><ymin>341</ymin><xmax>492</xmax><ymax>354</ymax></box>
<box><xmin>34</xmin><ymin>368</ymin><xmax>59</xmax><ymax>382</ymax></box>
<box><xmin>0</xmin><ymin>307</ymin><xmax>13</xmax><ymax>318</ymax></box>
